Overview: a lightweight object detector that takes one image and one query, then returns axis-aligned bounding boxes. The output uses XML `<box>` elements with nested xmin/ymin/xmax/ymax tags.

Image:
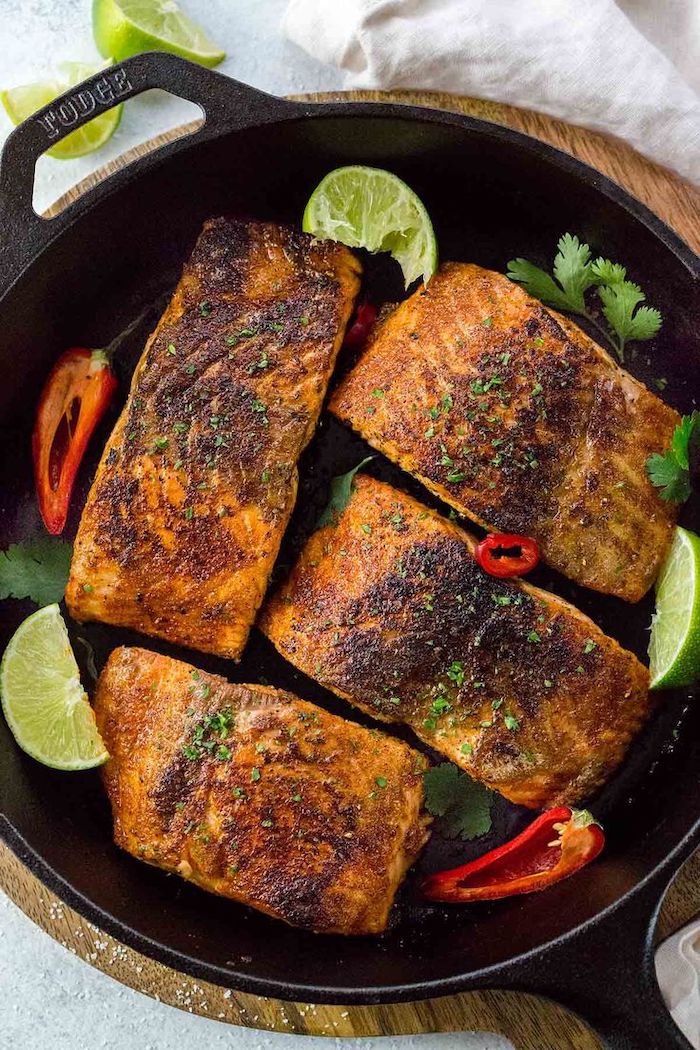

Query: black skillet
<box><xmin>0</xmin><ymin>52</ymin><xmax>698</xmax><ymax>1050</ymax></box>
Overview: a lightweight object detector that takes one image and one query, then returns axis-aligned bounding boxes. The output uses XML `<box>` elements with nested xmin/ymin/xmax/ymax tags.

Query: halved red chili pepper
<box><xmin>33</xmin><ymin>348</ymin><xmax>117</xmax><ymax>535</ymax></box>
<box><xmin>475</xmin><ymin>532</ymin><xmax>540</xmax><ymax>577</ymax></box>
<box><xmin>422</xmin><ymin>807</ymin><xmax>604</xmax><ymax>903</ymax></box>
<box><xmin>343</xmin><ymin>303</ymin><xmax>378</xmax><ymax>348</ymax></box>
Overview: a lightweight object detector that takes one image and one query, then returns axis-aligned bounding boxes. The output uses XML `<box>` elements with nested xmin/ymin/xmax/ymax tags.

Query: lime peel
<box><xmin>93</xmin><ymin>0</ymin><xmax>226</xmax><ymax>68</ymax></box>
<box><xmin>648</xmin><ymin>526</ymin><xmax>700</xmax><ymax>689</ymax></box>
<box><xmin>302</xmin><ymin>165</ymin><xmax>438</xmax><ymax>288</ymax></box>
<box><xmin>1</xmin><ymin>604</ymin><xmax>108</xmax><ymax>770</ymax></box>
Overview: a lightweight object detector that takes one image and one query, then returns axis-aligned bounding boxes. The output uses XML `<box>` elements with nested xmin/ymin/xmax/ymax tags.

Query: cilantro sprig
<box><xmin>0</xmin><ymin>538</ymin><xmax>73</xmax><ymax>606</ymax></box>
<box><xmin>423</xmin><ymin>762</ymin><xmax>494</xmax><ymax>840</ymax></box>
<box><xmin>646</xmin><ymin>411</ymin><xmax>699</xmax><ymax>503</ymax></box>
<box><xmin>507</xmin><ymin>234</ymin><xmax>662</xmax><ymax>361</ymax></box>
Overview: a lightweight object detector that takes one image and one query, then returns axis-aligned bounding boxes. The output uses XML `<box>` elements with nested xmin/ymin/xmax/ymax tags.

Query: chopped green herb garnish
<box><xmin>583</xmin><ymin>639</ymin><xmax>597</xmax><ymax>654</ymax></box>
<box><xmin>446</xmin><ymin>660</ymin><xmax>465</xmax><ymax>687</ymax></box>
<box><xmin>527</xmin><ymin>630</ymin><xmax>541</xmax><ymax>643</ymax></box>
<box><xmin>182</xmin><ymin>707</ymin><xmax>234</xmax><ymax>761</ymax></box>
<box><xmin>251</xmin><ymin>767</ymin><xmax>261</xmax><ymax>782</ymax></box>
<box><xmin>375</xmin><ymin>776</ymin><xmax>388</xmax><ymax>788</ymax></box>
<box><xmin>199</xmin><ymin>300</ymin><xmax>212</xmax><ymax>317</ymax></box>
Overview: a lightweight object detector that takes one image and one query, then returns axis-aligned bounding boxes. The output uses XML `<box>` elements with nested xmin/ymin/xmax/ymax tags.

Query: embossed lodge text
<box><xmin>34</xmin><ymin>67</ymin><xmax>132</xmax><ymax>140</ymax></box>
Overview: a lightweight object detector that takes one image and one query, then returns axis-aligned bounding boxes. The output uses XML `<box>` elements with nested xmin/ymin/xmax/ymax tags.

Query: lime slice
<box><xmin>93</xmin><ymin>0</ymin><xmax>225</xmax><ymax>67</ymax></box>
<box><xmin>0</xmin><ymin>62</ymin><xmax>122</xmax><ymax>160</ymax></box>
<box><xmin>648</xmin><ymin>527</ymin><xmax>700</xmax><ymax>689</ymax></box>
<box><xmin>302</xmin><ymin>165</ymin><xmax>438</xmax><ymax>288</ymax></box>
<box><xmin>0</xmin><ymin>604</ymin><xmax>108</xmax><ymax>770</ymax></box>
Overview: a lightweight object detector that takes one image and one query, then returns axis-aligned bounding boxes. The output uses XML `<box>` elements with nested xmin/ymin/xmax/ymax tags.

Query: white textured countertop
<box><xmin>0</xmin><ymin>2</ymin><xmax>512</xmax><ymax>1048</ymax></box>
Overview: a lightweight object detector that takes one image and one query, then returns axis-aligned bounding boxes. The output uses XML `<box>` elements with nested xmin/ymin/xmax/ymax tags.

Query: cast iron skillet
<box><xmin>0</xmin><ymin>52</ymin><xmax>698</xmax><ymax>1050</ymax></box>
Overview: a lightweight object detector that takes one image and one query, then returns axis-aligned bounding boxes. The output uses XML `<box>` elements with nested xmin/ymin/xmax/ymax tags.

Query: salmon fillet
<box><xmin>66</xmin><ymin>219</ymin><xmax>361</xmax><ymax>658</ymax></box>
<box><xmin>259</xmin><ymin>476</ymin><xmax>652</xmax><ymax>809</ymax></box>
<box><xmin>329</xmin><ymin>263</ymin><xmax>679</xmax><ymax>602</ymax></box>
<box><xmin>95</xmin><ymin>646</ymin><xmax>430</xmax><ymax>935</ymax></box>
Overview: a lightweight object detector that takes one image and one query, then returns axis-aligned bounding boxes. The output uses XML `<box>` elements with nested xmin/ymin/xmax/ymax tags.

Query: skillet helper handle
<box><xmin>497</xmin><ymin>860</ymin><xmax>694</xmax><ymax>1049</ymax></box>
<box><xmin>0</xmin><ymin>51</ymin><xmax>299</xmax><ymax>288</ymax></box>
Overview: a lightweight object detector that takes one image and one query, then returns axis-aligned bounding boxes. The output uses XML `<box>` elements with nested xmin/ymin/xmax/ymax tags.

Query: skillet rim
<box><xmin>0</xmin><ymin>81</ymin><xmax>699</xmax><ymax>1006</ymax></box>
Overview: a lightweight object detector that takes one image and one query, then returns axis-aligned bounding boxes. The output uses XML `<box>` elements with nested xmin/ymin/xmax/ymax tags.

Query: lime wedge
<box><xmin>93</xmin><ymin>0</ymin><xmax>225</xmax><ymax>67</ymax></box>
<box><xmin>0</xmin><ymin>604</ymin><xmax>108</xmax><ymax>770</ymax></box>
<box><xmin>648</xmin><ymin>527</ymin><xmax>700</xmax><ymax>689</ymax></box>
<box><xmin>302</xmin><ymin>165</ymin><xmax>438</xmax><ymax>288</ymax></box>
<box><xmin>1</xmin><ymin>62</ymin><xmax>122</xmax><ymax>160</ymax></box>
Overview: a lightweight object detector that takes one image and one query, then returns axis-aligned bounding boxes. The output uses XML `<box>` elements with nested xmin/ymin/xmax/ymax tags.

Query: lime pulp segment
<box><xmin>302</xmin><ymin>165</ymin><xmax>438</xmax><ymax>288</ymax></box>
<box><xmin>0</xmin><ymin>604</ymin><xmax>108</xmax><ymax>770</ymax></box>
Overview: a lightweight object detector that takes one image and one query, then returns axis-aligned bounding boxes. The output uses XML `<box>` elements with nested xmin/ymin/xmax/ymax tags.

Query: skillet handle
<box><xmin>0</xmin><ymin>51</ymin><xmax>303</xmax><ymax>291</ymax></box>
<box><xmin>494</xmin><ymin>855</ymin><xmax>696</xmax><ymax>1049</ymax></box>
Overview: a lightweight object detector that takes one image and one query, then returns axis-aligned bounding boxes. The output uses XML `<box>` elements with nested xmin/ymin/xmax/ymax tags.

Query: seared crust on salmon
<box><xmin>259</xmin><ymin>476</ymin><xmax>652</xmax><ymax>809</ymax></box>
<box><xmin>66</xmin><ymin>219</ymin><xmax>360</xmax><ymax>658</ymax></box>
<box><xmin>329</xmin><ymin>263</ymin><xmax>679</xmax><ymax>601</ymax></box>
<box><xmin>95</xmin><ymin>646</ymin><xmax>430</xmax><ymax>935</ymax></box>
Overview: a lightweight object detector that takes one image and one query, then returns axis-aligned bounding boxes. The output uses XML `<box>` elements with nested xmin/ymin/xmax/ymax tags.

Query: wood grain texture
<box><xmin>3</xmin><ymin>90</ymin><xmax>699</xmax><ymax>1046</ymax></box>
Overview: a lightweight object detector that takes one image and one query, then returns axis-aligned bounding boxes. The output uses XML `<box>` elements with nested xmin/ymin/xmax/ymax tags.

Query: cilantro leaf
<box><xmin>507</xmin><ymin>234</ymin><xmax>595</xmax><ymax>315</ymax></box>
<box><xmin>317</xmin><ymin>457</ymin><xmax>374</xmax><ymax>527</ymax></box>
<box><xmin>423</xmin><ymin>762</ymin><xmax>494</xmax><ymax>840</ymax></box>
<box><xmin>506</xmin><ymin>258</ymin><xmax>575</xmax><ymax>312</ymax></box>
<box><xmin>646</xmin><ymin>411</ymin><xmax>699</xmax><ymax>503</ymax></box>
<box><xmin>0</xmin><ymin>538</ymin><xmax>73</xmax><ymax>606</ymax></box>
<box><xmin>551</xmin><ymin>233</ymin><xmax>597</xmax><ymax>313</ymax></box>
<box><xmin>590</xmin><ymin>257</ymin><xmax>627</xmax><ymax>286</ymax></box>
<box><xmin>597</xmin><ymin>281</ymin><xmax>662</xmax><ymax>358</ymax></box>
<box><xmin>507</xmin><ymin>234</ymin><xmax>663</xmax><ymax>361</ymax></box>
<box><xmin>671</xmin><ymin>411</ymin><xmax>699</xmax><ymax>470</ymax></box>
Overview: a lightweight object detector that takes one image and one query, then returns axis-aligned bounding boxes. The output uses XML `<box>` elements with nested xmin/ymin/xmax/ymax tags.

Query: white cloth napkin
<box><xmin>657</xmin><ymin>921</ymin><xmax>700</xmax><ymax>1049</ymax></box>
<box><xmin>283</xmin><ymin>0</ymin><xmax>700</xmax><ymax>184</ymax></box>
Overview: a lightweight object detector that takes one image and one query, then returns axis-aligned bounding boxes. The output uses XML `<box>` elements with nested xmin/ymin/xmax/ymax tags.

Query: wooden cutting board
<box><xmin>2</xmin><ymin>91</ymin><xmax>699</xmax><ymax>1049</ymax></box>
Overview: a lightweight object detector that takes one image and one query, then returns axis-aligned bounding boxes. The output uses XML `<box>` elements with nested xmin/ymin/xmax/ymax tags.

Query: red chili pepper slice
<box><xmin>475</xmin><ymin>532</ymin><xmax>540</xmax><ymax>577</ymax></box>
<box><xmin>33</xmin><ymin>348</ymin><xmax>117</xmax><ymax>535</ymax></box>
<box><xmin>421</xmin><ymin>807</ymin><xmax>604</xmax><ymax>903</ymax></box>
<box><xmin>343</xmin><ymin>303</ymin><xmax>378</xmax><ymax>348</ymax></box>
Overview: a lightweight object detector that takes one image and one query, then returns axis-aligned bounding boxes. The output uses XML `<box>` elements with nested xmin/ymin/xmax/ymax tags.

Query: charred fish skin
<box><xmin>329</xmin><ymin>262</ymin><xmax>679</xmax><ymax>602</ymax></box>
<box><xmin>66</xmin><ymin>219</ymin><xmax>361</xmax><ymax>659</ymax></box>
<box><xmin>95</xmin><ymin>646</ymin><xmax>430</xmax><ymax>936</ymax></box>
<box><xmin>259</xmin><ymin>475</ymin><xmax>651</xmax><ymax>810</ymax></box>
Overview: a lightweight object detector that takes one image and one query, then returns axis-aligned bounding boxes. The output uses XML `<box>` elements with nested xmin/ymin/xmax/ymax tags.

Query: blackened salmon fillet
<box><xmin>259</xmin><ymin>475</ymin><xmax>652</xmax><ymax>809</ymax></box>
<box><xmin>95</xmin><ymin>646</ymin><xmax>430</xmax><ymax>935</ymax></box>
<box><xmin>66</xmin><ymin>219</ymin><xmax>360</xmax><ymax>658</ymax></box>
<box><xmin>329</xmin><ymin>263</ymin><xmax>679</xmax><ymax>602</ymax></box>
